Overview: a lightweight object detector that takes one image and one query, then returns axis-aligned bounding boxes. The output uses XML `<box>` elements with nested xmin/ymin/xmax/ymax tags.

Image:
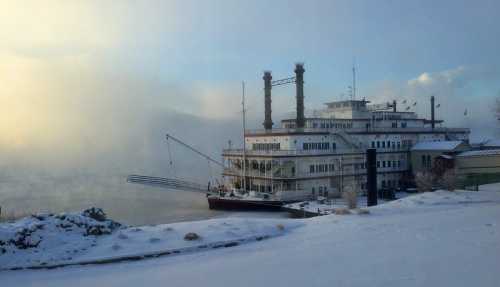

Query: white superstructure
<box><xmin>220</xmin><ymin>65</ymin><xmax>470</xmax><ymax>202</ymax></box>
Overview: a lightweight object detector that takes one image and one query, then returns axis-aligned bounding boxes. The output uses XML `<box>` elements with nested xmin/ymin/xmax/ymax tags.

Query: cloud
<box><xmin>408</xmin><ymin>66</ymin><xmax>469</xmax><ymax>88</ymax></box>
<box><xmin>367</xmin><ymin>65</ymin><xmax>500</xmax><ymax>141</ymax></box>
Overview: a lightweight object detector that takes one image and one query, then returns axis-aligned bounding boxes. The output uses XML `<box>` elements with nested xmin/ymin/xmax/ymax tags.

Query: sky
<box><xmin>1</xmin><ymin>0</ymin><xmax>500</xmax><ymax>173</ymax></box>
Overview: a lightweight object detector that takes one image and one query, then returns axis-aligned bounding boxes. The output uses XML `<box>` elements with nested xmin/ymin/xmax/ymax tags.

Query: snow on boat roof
<box><xmin>411</xmin><ymin>140</ymin><xmax>463</xmax><ymax>151</ymax></box>
<box><xmin>457</xmin><ymin>149</ymin><xmax>500</xmax><ymax>157</ymax></box>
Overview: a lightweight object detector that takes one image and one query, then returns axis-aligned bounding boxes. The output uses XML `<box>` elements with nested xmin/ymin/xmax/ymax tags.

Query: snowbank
<box><xmin>0</xmin><ymin>208</ymin><xmax>302</xmax><ymax>270</ymax></box>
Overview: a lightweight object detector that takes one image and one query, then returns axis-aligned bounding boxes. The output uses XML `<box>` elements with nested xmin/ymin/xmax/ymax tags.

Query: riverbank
<box><xmin>2</xmin><ymin>184</ymin><xmax>500</xmax><ymax>286</ymax></box>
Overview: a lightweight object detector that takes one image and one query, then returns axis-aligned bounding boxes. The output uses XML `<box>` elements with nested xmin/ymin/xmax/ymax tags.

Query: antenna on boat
<box><xmin>352</xmin><ymin>58</ymin><xmax>357</xmax><ymax>100</ymax></box>
<box><xmin>242</xmin><ymin>81</ymin><xmax>247</xmax><ymax>192</ymax></box>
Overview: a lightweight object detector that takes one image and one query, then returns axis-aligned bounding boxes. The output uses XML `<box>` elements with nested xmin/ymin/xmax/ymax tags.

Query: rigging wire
<box><xmin>166</xmin><ymin>136</ymin><xmax>176</xmax><ymax>179</ymax></box>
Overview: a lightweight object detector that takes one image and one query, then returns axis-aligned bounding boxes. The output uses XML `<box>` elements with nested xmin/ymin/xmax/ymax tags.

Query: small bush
<box><xmin>343</xmin><ymin>191</ymin><xmax>358</xmax><ymax>209</ymax></box>
<box><xmin>440</xmin><ymin>169</ymin><xmax>457</xmax><ymax>191</ymax></box>
<box><xmin>415</xmin><ymin>171</ymin><xmax>434</xmax><ymax>193</ymax></box>
<box><xmin>334</xmin><ymin>208</ymin><xmax>351</xmax><ymax>215</ymax></box>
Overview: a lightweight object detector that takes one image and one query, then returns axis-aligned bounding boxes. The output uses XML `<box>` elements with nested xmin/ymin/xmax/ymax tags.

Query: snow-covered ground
<box><xmin>0</xmin><ymin>208</ymin><xmax>300</xmax><ymax>270</ymax></box>
<box><xmin>2</xmin><ymin>185</ymin><xmax>500</xmax><ymax>287</ymax></box>
<box><xmin>283</xmin><ymin>192</ymin><xmax>410</xmax><ymax>215</ymax></box>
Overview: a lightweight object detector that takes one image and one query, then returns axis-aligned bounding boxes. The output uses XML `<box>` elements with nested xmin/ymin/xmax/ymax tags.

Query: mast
<box><xmin>352</xmin><ymin>61</ymin><xmax>356</xmax><ymax>101</ymax></box>
<box><xmin>242</xmin><ymin>81</ymin><xmax>247</xmax><ymax>191</ymax></box>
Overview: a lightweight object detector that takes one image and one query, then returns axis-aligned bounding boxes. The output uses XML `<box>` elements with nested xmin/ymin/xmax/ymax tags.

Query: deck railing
<box><xmin>222</xmin><ymin>148</ymin><xmax>363</xmax><ymax>157</ymax></box>
<box><xmin>244</xmin><ymin>127</ymin><xmax>470</xmax><ymax>135</ymax></box>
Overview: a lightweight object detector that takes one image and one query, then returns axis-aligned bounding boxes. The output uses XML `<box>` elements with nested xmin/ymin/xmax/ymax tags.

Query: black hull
<box><xmin>207</xmin><ymin>197</ymin><xmax>285</xmax><ymax>211</ymax></box>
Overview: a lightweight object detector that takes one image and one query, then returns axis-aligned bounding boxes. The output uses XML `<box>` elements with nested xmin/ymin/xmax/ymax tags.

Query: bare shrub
<box><xmin>415</xmin><ymin>171</ymin><xmax>433</xmax><ymax>193</ymax></box>
<box><xmin>342</xmin><ymin>183</ymin><xmax>358</xmax><ymax>209</ymax></box>
<box><xmin>440</xmin><ymin>169</ymin><xmax>457</xmax><ymax>191</ymax></box>
<box><xmin>334</xmin><ymin>208</ymin><xmax>351</xmax><ymax>215</ymax></box>
<box><xmin>0</xmin><ymin>209</ymin><xmax>30</xmax><ymax>223</ymax></box>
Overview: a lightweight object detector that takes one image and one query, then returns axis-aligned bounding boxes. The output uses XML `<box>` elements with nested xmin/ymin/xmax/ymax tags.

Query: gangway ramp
<box><xmin>126</xmin><ymin>175</ymin><xmax>206</xmax><ymax>192</ymax></box>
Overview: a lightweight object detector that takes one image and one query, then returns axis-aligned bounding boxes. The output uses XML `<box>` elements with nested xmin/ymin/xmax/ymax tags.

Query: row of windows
<box><xmin>389</xmin><ymin>122</ymin><xmax>408</xmax><ymax>128</ymax></box>
<box><xmin>309</xmin><ymin>164</ymin><xmax>335</xmax><ymax>173</ymax></box>
<box><xmin>312</xmin><ymin>122</ymin><xmax>353</xmax><ymax>129</ymax></box>
<box><xmin>252</xmin><ymin>143</ymin><xmax>280</xmax><ymax>151</ymax></box>
<box><xmin>371</xmin><ymin>140</ymin><xmax>413</xmax><ymax>149</ymax></box>
<box><xmin>376</xmin><ymin>160</ymin><xmax>402</xmax><ymax>169</ymax></box>
<box><xmin>303</xmin><ymin>142</ymin><xmax>336</xmax><ymax>150</ymax></box>
<box><xmin>422</xmin><ymin>155</ymin><xmax>432</xmax><ymax>168</ymax></box>
<box><xmin>308</xmin><ymin>160</ymin><xmax>401</xmax><ymax>173</ymax></box>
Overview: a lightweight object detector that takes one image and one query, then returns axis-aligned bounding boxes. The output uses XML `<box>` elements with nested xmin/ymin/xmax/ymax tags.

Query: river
<box><xmin>0</xmin><ymin>174</ymin><xmax>288</xmax><ymax>225</ymax></box>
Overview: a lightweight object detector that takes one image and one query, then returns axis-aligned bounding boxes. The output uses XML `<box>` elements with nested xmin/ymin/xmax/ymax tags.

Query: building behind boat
<box><xmin>219</xmin><ymin>63</ymin><xmax>471</xmax><ymax>203</ymax></box>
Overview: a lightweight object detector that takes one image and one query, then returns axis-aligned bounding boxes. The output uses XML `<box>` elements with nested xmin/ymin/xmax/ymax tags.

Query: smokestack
<box><xmin>295</xmin><ymin>63</ymin><xmax>305</xmax><ymax>129</ymax></box>
<box><xmin>431</xmin><ymin>95</ymin><xmax>435</xmax><ymax>130</ymax></box>
<box><xmin>393</xmin><ymin>100</ymin><xmax>397</xmax><ymax>112</ymax></box>
<box><xmin>263</xmin><ymin>71</ymin><xmax>273</xmax><ymax>130</ymax></box>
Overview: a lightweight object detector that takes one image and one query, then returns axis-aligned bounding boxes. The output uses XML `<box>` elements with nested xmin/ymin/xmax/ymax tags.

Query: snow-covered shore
<box><xmin>0</xmin><ymin>208</ymin><xmax>301</xmax><ymax>270</ymax></box>
<box><xmin>2</xmin><ymin>185</ymin><xmax>500</xmax><ymax>287</ymax></box>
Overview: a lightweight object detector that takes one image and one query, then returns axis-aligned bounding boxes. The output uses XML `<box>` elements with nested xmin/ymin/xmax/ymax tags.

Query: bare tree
<box><xmin>415</xmin><ymin>171</ymin><xmax>433</xmax><ymax>192</ymax></box>
<box><xmin>440</xmin><ymin>169</ymin><xmax>458</xmax><ymax>191</ymax></box>
<box><xmin>342</xmin><ymin>183</ymin><xmax>358</xmax><ymax>209</ymax></box>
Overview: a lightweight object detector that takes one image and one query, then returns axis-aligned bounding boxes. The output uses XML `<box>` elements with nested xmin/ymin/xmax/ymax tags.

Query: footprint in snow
<box><xmin>117</xmin><ymin>233</ymin><xmax>128</xmax><ymax>240</ymax></box>
<box><xmin>149</xmin><ymin>237</ymin><xmax>161</xmax><ymax>243</ymax></box>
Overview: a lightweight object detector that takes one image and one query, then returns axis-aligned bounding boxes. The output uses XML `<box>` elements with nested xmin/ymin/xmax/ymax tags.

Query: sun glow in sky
<box><xmin>1</xmin><ymin>0</ymin><xmax>500</xmax><ymax>160</ymax></box>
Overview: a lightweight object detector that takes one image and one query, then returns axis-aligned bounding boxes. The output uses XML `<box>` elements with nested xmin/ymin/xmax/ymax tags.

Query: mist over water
<box><xmin>0</xmin><ymin>173</ymin><xmax>221</xmax><ymax>225</ymax></box>
<box><xmin>0</xmin><ymin>108</ymin><xmax>245</xmax><ymax>225</ymax></box>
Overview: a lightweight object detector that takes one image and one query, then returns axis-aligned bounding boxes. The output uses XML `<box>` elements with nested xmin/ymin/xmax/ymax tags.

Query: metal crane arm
<box><xmin>166</xmin><ymin>133</ymin><xmax>225</xmax><ymax>168</ymax></box>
